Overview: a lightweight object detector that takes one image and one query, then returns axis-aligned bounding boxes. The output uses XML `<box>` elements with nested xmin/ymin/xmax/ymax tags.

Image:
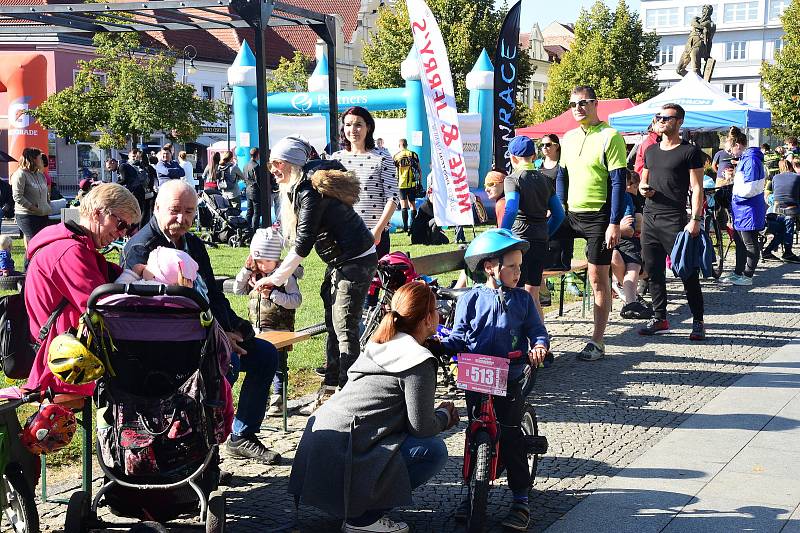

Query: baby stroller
<box><xmin>198</xmin><ymin>188</ymin><xmax>251</xmax><ymax>248</ymax></box>
<box><xmin>64</xmin><ymin>283</ymin><xmax>228</xmax><ymax>533</ymax></box>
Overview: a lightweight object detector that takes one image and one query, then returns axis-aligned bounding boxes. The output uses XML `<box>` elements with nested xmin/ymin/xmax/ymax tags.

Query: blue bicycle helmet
<box><xmin>464</xmin><ymin>229</ymin><xmax>529</xmax><ymax>276</ymax></box>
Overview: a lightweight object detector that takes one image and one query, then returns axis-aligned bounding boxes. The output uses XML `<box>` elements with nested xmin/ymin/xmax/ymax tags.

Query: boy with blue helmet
<box><xmin>443</xmin><ymin>228</ymin><xmax>549</xmax><ymax>530</ymax></box>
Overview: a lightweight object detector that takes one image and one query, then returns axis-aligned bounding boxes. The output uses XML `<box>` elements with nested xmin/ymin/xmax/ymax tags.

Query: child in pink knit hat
<box><xmin>116</xmin><ymin>246</ymin><xmax>208</xmax><ymax>300</ymax></box>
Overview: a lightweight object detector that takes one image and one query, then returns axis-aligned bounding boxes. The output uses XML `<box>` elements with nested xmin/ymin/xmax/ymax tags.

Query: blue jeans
<box><xmin>225</xmin><ymin>337</ymin><xmax>279</xmax><ymax>437</ymax></box>
<box><xmin>347</xmin><ymin>435</ymin><xmax>448</xmax><ymax>526</ymax></box>
<box><xmin>765</xmin><ymin>214</ymin><xmax>795</xmax><ymax>255</ymax></box>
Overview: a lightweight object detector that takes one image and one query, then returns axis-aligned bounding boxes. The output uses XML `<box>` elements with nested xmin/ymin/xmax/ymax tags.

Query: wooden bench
<box><xmin>542</xmin><ymin>259</ymin><xmax>590</xmax><ymax>317</ymax></box>
<box><xmin>255</xmin><ymin>323</ymin><xmax>326</xmax><ymax>430</ymax></box>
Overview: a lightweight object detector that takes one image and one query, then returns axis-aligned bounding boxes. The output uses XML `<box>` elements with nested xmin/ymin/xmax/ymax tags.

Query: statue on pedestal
<box><xmin>676</xmin><ymin>5</ymin><xmax>716</xmax><ymax>79</ymax></box>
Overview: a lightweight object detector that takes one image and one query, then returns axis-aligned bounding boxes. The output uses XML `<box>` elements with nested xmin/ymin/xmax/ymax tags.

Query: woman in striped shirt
<box><xmin>332</xmin><ymin>106</ymin><xmax>400</xmax><ymax>258</ymax></box>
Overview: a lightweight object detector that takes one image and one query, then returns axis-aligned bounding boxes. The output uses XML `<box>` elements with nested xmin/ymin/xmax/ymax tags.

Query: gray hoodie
<box><xmin>288</xmin><ymin>333</ymin><xmax>448</xmax><ymax>519</ymax></box>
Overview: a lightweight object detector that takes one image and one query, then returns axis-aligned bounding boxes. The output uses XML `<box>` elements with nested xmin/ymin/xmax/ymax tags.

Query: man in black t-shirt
<box><xmin>638</xmin><ymin>103</ymin><xmax>707</xmax><ymax>340</ymax></box>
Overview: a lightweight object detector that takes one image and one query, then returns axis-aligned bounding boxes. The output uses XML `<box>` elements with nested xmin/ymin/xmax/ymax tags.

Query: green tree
<box><xmin>534</xmin><ymin>0</ymin><xmax>660</xmax><ymax>122</ymax></box>
<box><xmin>761</xmin><ymin>0</ymin><xmax>800</xmax><ymax>136</ymax></box>
<box><xmin>31</xmin><ymin>34</ymin><xmax>221</xmax><ymax>149</ymax></box>
<box><xmin>268</xmin><ymin>51</ymin><xmax>311</xmax><ymax>93</ymax></box>
<box><xmin>356</xmin><ymin>0</ymin><xmax>534</xmax><ymax>113</ymax></box>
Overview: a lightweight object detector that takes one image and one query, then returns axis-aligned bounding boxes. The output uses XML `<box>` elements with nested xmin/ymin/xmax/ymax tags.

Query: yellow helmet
<box><xmin>48</xmin><ymin>332</ymin><xmax>105</xmax><ymax>385</ymax></box>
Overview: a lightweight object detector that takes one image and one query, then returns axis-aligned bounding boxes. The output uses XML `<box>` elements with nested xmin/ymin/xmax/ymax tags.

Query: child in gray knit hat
<box><xmin>233</xmin><ymin>227</ymin><xmax>303</xmax><ymax>416</ymax></box>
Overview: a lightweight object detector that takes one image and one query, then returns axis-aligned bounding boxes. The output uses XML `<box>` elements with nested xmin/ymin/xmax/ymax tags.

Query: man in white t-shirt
<box><xmin>178</xmin><ymin>151</ymin><xmax>198</xmax><ymax>191</ymax></box>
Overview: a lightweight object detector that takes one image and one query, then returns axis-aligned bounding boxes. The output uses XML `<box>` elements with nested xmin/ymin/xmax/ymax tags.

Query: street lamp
<box><xmin>182</xmin><ymin>45</ymin><xmax>197</xmax><ymax>83</ymax></box>
<box><xmin>221</xmin><ymin>83</ymin><xmax>233</xmax><ymax>153</ymax></box>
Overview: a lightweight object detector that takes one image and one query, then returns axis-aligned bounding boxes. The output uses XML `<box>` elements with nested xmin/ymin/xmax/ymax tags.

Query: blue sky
<box><xmin>501</xmin><ymin>0</ymin><xmax>642</xmax><ymax>31</ymax></box>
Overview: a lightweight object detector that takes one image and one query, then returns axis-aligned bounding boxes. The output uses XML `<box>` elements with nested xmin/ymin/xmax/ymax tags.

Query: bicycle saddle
<box><xmin>437</xmin><ymin>287</ymin><xmax>470</xmax><ymax>301</ymax></box>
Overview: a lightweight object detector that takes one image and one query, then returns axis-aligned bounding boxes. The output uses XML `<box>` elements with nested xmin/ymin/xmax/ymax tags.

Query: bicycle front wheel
<box><xmin>466</xmin><ymin>431</ymin><xmax>491</xmax><ymax>533</ymax></box>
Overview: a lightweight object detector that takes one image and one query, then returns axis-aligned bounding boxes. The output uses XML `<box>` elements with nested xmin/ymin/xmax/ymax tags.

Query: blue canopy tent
<box><xmin>609</xmin><ymin>73</ymin><xmax>771</xmax><ymax>131</ymax></box>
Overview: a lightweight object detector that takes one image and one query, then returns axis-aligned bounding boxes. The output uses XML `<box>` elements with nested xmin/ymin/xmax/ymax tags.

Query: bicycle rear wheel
<box><xmin>466</xmin><ymin>431</ymin><xmax>491</xmax><ymax>533</ymax></box>
<box><xmin>521</xmin><ymin>405</ymin><xmax>547</xmax><ymax>486</ymax></box>
<box><xmin>2</xmin><ymin>463</ymin><xmax>38</xmax><ymax>533</ymax></box>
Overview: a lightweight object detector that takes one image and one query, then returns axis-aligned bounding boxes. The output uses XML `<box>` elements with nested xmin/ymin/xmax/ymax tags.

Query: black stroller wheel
<box><xmin>64</xmin><ymin>490</ymin><xmax>89</xmax><ymax>533</ymax></box>
<box><xmin>2</xmin><ymin>463</ymin><xmax>38</xmax><ymax>533</ymax></box>
<box><xmin>205</xmin><ymin>490</ymin><xmax>226</xmax><ymax>533</ymax></box>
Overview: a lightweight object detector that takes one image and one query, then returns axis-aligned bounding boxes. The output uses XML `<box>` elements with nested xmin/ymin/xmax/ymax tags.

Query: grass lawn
<box><xmin>1</xmin><ymin>224</ymin><xmax>588</xmax><ymax>468</ymax></box>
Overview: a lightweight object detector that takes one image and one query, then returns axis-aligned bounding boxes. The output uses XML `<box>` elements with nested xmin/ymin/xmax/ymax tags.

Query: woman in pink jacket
<box><xmin>24</xmin><ymin>183</ymin><xmax>140</xmax><ymax>395</ymax></box>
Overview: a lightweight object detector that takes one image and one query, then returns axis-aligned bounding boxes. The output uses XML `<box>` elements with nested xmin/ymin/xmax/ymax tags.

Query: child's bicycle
<box><xmin>457</xmin><ymin>355</ymin><xmax>547</xmax><ymax>533</ymax></box>
<box><xmin>0</xmin><ymin>387</ymin><xmax>54</xmax><ymax>533</ymax></box>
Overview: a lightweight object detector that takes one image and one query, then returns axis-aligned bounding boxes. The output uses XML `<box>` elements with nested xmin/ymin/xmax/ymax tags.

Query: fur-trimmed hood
<box><xmin>310</xmin><ymin>169</ymin><xmax>361</xmax><ymax>207</ymax></box>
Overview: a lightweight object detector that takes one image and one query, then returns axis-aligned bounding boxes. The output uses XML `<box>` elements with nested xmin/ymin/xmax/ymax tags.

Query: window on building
<box><xmin>723</xmin><ymin>1</ymin><xmax>758</xmax><ymax>22</ymax></box>
<box><xmin>655</xmin><ymin>45</ymin><xmax>675</xmax><ymax>64</ymax></box>
<box><xmin>646</xmin><ymin>8</ymin><xmax>679</xmax><ymax>27</ymax></box>
<box><xmin>769</xmin><ymin>0</ymin><xmax>790</xmax><ymax>20</ymax></box>
<box><xmin>532</xmin><ymin>87</ymin><xmax>543</xmax><ymax>102</ymax></box>
<box><xmin>774</xmin><ymin>38</ymin><xmax>784</xmax><ymax>57</ymax></box>
<box><xmin>684</xmin><ymin>5</ymin><xmax>717</xmax><ymax>25</ymax></box>
<box><xmin>725</xmin><ymin>41</ymin><xmax>747</xmax><ymax>60</ymax></box>
<box><xmin>201</xmin><ymin>85</ymin><xmax>215</xmax><ymax>100</ymax></box>
<box><xmin>659</xmin><ymin>82</ymin><xmax>673</xmax><ymax>91</ymax></box>
<box><xmin>724</xmin><ymin>83</ymin><xmax>745</xmax><ymax>100</ymax></box>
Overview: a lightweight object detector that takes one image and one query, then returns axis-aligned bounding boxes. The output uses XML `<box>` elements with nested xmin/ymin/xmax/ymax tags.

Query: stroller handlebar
<box><xmin>87</xmin><ymin>283</ymin><xmax>211</xmax><ymax>312</ymax></box>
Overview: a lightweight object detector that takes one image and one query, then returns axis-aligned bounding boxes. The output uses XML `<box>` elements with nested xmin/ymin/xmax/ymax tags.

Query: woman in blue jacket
<box><xmin>723</xmin><ymin>126</ymin><xmax>767</xmax><ymax>286</ymax></box>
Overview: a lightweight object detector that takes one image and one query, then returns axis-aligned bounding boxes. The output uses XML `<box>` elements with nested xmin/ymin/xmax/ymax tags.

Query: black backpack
<box><xmin>0</xmin><ymin>293</ymin><xmax>67</xmax><ymax>380</ymax></box>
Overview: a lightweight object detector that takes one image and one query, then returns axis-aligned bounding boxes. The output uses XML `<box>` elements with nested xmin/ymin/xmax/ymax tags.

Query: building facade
<box><xmin>519</xmin><ymin>22</ymin><xmax>575</xmax><ymax>109</ymax></box>
<box><xmin>0</xmin><ymin>0</ymin><xmax>375</xmax><ymax>192</ymax></box>
<box><xmin>641</xmin><ymin>0</ymin><xmax>787</xmax><ymax>143</ymax></box>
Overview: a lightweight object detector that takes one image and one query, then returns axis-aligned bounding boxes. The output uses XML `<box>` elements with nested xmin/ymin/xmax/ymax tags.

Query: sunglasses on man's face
<box><xmin>107</xmin><ymin>211</ymin><xmax>139</xmax><ymax>236</ymax></box>
<box><xmin>654</xmin><ymin>114</ymin><xmax>679</xmax><ymax>123</ymax></box>
<box><xmin>568</xmin><ymin>99</ymin><xmax>596</xmax><ymax>108</ymax></box>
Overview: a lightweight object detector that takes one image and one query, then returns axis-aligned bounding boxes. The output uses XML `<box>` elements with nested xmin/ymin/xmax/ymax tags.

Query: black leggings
<box><xmin>641</xmin><ymin>212</ymin><xmax>704</xmax><ymax>321</ymax></box>
<box><xmin>733</xmin><ymin>229</ymin><xmax>761</xmax><ymax>277</ymax></box>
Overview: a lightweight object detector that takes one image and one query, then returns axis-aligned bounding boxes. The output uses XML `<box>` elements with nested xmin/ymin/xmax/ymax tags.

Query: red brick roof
<box><xmin>519</xmin><ymin>32</ymin><xmax>530</xmax><ymax>50</ymax></box>
<box><xmin>5</xmin><ymin>0</ymin><xmax>364</xmax><ymax>68</ymax></box>
<box><xmin>544</xmin><ymin>44</ymin><xmax>568</xmax><ymax>62</ymax></box>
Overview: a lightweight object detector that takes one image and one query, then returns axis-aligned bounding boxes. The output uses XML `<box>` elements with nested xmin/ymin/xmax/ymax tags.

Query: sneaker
<box><xmin>689</xmin><ymin>320</ymin><xmax>706</xmax><ymax>341</ymax></box>
<box><xmin>781</xmin><ymin>253</ymin><xmax>800</xmax><ymax>264</ymax></box>
<box><xmin>299</xmin><ymin>385</ymin><xmax>336</xmax><ymax>416</ymax></box>
<box><xmin>266</xmin><ymin>396</ymin><xmax>284</xmax><ymax>417</ymax></box>
<box><xmin>762</xmin><ymin>251</ymin><xmax>780</xmax><ymax>261</ymax></box>
<box><xmin>577</xmin><ymin>340</ymin><xmax>605</xmax><ymax>361</ymax></box>
<box><xmin>718</xmin><ymin>272</ymin><xmax>739</xmax><ymax>283</ymax></box>
<box><xmin>314</xmin><ymin>366</ymin><xmax>326</xmax><ymax>377</ymax></box>
<box><xmin>565</xmin><ymin>283</ymin><xmax>583</xmax><ymax>297</ymax></box>
<box><xmin>620</xmin><ymin>300</ymin><xmax>654</xmax><ymax>320</ymax></box>
<box><xmin>539</xmin><ymin>294</ymin><xmax>552</xmax><ymax>307</ymax></box>
<box><xmin>342</xmin><ymin>516</ymin><xmax>409</xmax><ymax>533</ymax></box>
<box><xmin>500</xmin><ymin>501</ymin><xmax>530</xmax><ymax>531</ymax></box>
<box><xmin>226</xmin><ymin>435</ymin><xmax>281</xmax><ymax>464</ymax></box>
<box><xmin>638</xmin><ymin>318</ymin><xmax>670</xmax><ymax>336</ymax></box>
<box><xmin>731</xmin><ymin>274</ymin><xmax>753</xmax><ymax>286</ymax></box>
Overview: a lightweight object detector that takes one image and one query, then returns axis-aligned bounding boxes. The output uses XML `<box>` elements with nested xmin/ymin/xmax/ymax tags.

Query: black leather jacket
<box><xmin>291</xmin><ymin>160</ymin><xmax>375</xmax><ymax>266</ymax></box>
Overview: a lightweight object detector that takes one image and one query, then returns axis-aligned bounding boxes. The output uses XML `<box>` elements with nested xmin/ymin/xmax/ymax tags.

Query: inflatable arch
<box><xmin>0</xmin><ymin>53</ymin><xmax>49</xmax><ymax>173</ymax></box>
<box><xmin>227</xmin><ymin>42</ymin><xmax>497</xmax><ymax>190</ymax></box>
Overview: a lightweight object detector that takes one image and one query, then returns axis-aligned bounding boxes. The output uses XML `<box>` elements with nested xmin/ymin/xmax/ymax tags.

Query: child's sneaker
<box><xmin>500</xmin><ymin>501</ymin><xmax>530</xmax><ymax>531</ymax></box>
<box><xmin>689</xmin><ymin>320</ymin><xmax>706</xmax><ymax>341</ymax></box>
<box><xmin>341</xmin><ymin>516</ymin><xmax>408</xmax><ymax>533</ymax></box>
<box><xmin>266</xmin><ymin>396</ymin><xmax>284</xmax><ymax>417</ymax></box>
<box><xmin>577</xmin><ymin>340</ymin><xmax>605</xmax><ymax>361</ymax></box>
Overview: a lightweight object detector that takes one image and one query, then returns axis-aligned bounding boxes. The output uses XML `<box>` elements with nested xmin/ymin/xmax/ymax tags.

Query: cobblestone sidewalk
<box><xmin>35</xmin><ymin>262</ymin><xmax>800</xmax><ymax>533</ymax></box>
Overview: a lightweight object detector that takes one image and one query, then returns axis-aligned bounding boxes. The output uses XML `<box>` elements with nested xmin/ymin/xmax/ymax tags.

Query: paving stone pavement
<box><xmin>33</xmin><ymin>261</ymin><xmax>800</xmax><ymax>533</ymax></box>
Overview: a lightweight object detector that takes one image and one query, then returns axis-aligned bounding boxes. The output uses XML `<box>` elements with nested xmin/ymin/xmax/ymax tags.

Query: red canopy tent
<box><xmin>516</xmin><ymin>98</ymin><xmax>637</xmax><ymax>139</ymax></box>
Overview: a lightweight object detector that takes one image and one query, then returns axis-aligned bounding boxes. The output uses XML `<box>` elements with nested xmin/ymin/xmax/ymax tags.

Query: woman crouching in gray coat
<box><xmin>288</xmin><ymin>281</ymin><xmax>458</xmax><ymax>533</ymax></box>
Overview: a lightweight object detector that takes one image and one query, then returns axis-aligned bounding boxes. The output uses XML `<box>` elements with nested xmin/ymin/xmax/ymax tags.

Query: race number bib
<box><xmin>456</xmin><ymin>354</ymin><xmax>509</xmax><ymax>397</ymax></box>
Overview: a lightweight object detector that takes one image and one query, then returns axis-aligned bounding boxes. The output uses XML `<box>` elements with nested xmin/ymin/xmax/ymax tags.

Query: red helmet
<box><xmin>20</xmin><ymin>403</ymin><xmax>77</xmax><ymax>455</ymax></box>
<box><xmin>379</xmin><ymin>252</ymin><xmax>419</xmax><ymax>290</ymax></box>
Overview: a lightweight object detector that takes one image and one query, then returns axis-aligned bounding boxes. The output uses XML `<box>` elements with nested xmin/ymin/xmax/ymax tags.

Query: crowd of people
<box><xmin>12</xmin><ymin>93</ymin><xmax>800</xmax><ymax>533</ymax></box>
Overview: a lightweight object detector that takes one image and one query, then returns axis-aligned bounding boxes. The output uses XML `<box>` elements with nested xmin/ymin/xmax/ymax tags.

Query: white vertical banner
<box><xmin>407</xmin><ymin>0</ymin><xmax>474</xmax><ymax>227</ymax></box>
